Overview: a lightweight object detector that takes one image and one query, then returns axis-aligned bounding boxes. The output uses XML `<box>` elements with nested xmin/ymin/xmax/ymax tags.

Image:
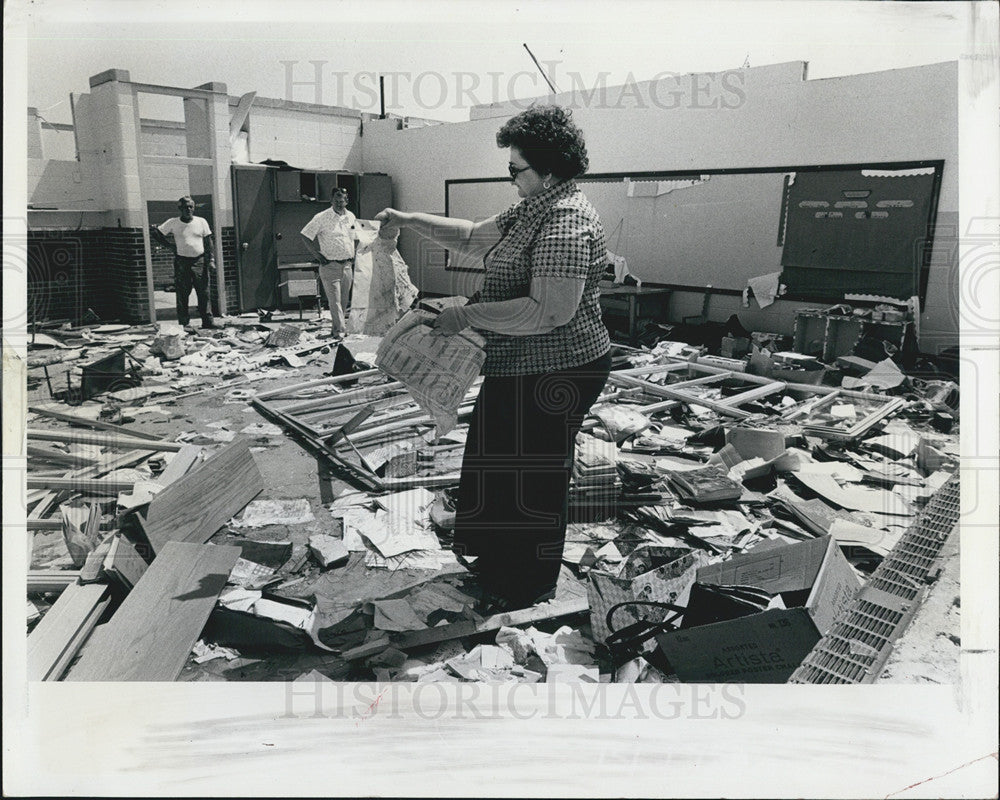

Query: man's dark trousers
<box><xmin>174</xmin><ymin>255</ymin><xmax>212</xmax><ymax>326</ymax></box>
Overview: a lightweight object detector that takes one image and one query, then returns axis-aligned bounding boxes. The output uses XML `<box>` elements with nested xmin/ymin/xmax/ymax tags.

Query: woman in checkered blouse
<box><xmin>376</xmin><ymin>105</ymin><xmax>612</xmax><ymax>609</ymax></box>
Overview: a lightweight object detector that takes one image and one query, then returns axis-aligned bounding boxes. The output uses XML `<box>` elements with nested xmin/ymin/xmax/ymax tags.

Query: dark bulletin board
<box><xmin>780</xmin><ymin>165</ymin><xmax>942</xmax><ymax>300</ymax></box>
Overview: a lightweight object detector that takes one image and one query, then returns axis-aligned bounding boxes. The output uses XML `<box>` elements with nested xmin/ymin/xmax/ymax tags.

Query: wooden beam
<box><xmin>27</xmin><ymin>570</ymin><xmax>82</xmax><ymax>594</ymax></box>
<box><xmin>27</xmin><ymin>428</ymin><xmax>181</xmax><ymax>452</ymax></box>
<box><xmin>28</xmin><ymin>582</ymin><xmax>111</xmax><ymax>680</ymax></box>
<box><xmin>29</xmin><ymin>407</ymin><xmax>162</xmax><ymax>440</ymax></box>
<box><xmin>341</xmin><ymin>597</ymin><xmax>590</xmax><ymax>660</ymax></box>
<box><xmin>141</xmin><ymin>439</ymin><xmax>263</xmax><ymax>555</ymax></box>
<box><xmin>26</xmin><ymin>444</ymin><xmax>100</xmax><ymax>467</ymax></box>
<box><xmin>277</xmin><ymin>381</ymin><xmax>405</xmax><ymax>415</ymax></box>
<box><xmin>74</xmin><ymin>450</ymin><xmax>154</xmax><ymax>480</ymax></box>
<box><xmin>608</xmin><ymin>374</ymin><xmax>751</xmax><ymax>419</ymax></box>
<box><xmin>26</xmin><ymin>476</ymin><xmax>136</xmax><ymax>493</ymax></box>
<box><xmin>66</xmin><ymin>541</ymin><xmax>241</xmax><ymax>681</ymax></box>
<box><xmin>254</xmin><ymin>368</ymin><xmax>382</xmax><ymax>401</ymax></box>
<box><xmin>720</xmin><ymin>381</ymin><xmax>787</xmax><ymax>407</ymax></box>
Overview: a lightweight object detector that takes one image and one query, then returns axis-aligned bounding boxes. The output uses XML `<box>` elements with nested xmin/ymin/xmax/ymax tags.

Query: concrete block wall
<box><xmin>361</xmin><ymin>61</ymin><xmax>960</xmax><ymax>350</ymax></box>
<box><xmin>245</xmin><ymin>101</ymin><xmax>363</xmax><ymax>171</ymax></box>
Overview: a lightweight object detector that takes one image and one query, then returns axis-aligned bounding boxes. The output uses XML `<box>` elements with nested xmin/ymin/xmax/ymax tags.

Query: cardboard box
<box><xmin>656</xmin><ymin>535</ymin><xmax>861</xmax><ymax>683</ymax></box>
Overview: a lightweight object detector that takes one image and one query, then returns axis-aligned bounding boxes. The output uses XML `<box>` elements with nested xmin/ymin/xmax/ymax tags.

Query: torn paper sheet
<box><xmin>375</xmin><ymin>309</ymin><xmax>485</xmax><ymax>435</ymax></box>
<box><xmin>231</xmin><ymin>499</ymin><xmax>315</xmax><ymax>528</ymax></box>
<box><xmin>364</xmin><ymin>228</ymin><xmax>420</xmax><ymax>336</ymax></box>
<box><xmin>842</xmin><ymin>358</ymin><xmax>907</xmax><ymax>391</ymax></box>
<box><xmin>828</xmin><ymin>518</ymin><xmax>901</xmax><ymax>557</ymax></box>
<box><xmin>745</xmin><ymin>271</ymin><xmax>784</xmax><ymax>309</ymax></box>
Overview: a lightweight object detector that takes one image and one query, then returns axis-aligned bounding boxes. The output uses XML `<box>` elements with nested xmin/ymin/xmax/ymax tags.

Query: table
<box><xmin>599</xmin><ymin>282</ymin><xmax>673</xmax><ymax>346</ymax></box>
<box><xmin>277</xmin><ymin>262</ymin><xmax>323</xmax><ymax>319</ymax></box>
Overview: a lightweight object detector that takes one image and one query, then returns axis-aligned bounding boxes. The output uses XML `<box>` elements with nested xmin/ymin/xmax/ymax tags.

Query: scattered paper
<box><xmin>745</xmin><ymin>271</ymin><xmax>783</xmax><ymax>309</ymax></box>
<box><xmin>231</xmin><ymin>499</ymin><xmax>316</xmax><ymax>528</ymax></box>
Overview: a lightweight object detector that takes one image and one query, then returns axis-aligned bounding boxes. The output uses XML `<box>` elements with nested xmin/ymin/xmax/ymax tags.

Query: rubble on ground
<box><xmin>24</xmin><ymin>305</ymin><xmax>961</xmax><ymax>684</ymax></box>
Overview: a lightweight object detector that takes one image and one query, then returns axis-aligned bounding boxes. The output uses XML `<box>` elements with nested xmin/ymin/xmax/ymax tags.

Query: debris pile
<box><xmin>24</xmin><ymin>305</ymin><xmax>961</xmax><ymax>684</ymax></box>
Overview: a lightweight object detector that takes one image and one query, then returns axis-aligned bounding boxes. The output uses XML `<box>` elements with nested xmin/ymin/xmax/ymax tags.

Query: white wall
<box><xmin>246</xmin><ymin>105</ymin><xmax>362</xmax><ymax>171</ymax></box>
<box><xmin>362</xmin><ymin>61</ymin><xmax>959</xmax><ymax>350</ymax></box>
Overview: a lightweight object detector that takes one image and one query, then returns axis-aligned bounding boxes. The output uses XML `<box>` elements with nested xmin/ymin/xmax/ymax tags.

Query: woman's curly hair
<box><xmin>496</xmin><ymin>105</ymin><xmax>589</xmax><ymax>180</ymax></box>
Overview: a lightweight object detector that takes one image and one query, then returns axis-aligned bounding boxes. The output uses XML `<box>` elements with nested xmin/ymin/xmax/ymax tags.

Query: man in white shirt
<box><xmin>151</xmin><ymin>196</ymin><xmax>216</xmax><ymax>328</ymax></box>
<box><xmin>300</xmin><ymin>187</ymin><xmax>358</xmax><ymax>338</ymax></box>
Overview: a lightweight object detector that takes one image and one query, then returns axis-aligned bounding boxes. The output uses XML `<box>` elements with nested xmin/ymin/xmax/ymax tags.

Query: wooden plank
<box><xmin>27</xmin><ymin>570</ymin><xmax>82</xmax><ymax>594</ymax></box>
<box><xmin>27</xmin><ymin>428</ymin><xmax>181</xmax><ymax>452</ymax></box>
<box><xmin>75</xmin><ymin>449</ymin><xmax>153</xmax><ymax>479</ymax></box>
<box><xmin>341</xmin><ymin>597</ymin><xmax>590</xmax><ymax>660</ymax></box>
<box><xmin>28</xmin><ymin>406</ymin><xmax>163</xmax><ymax>440</ymax></box>
<box><xmin>28</xmin><ymin>582</ymin><xmax>111</xmax><ymax>680</ymax></box>
<box><xmin>27</xmin><ymin>518</ymin><xmax>65</xmax><ymax>531</ymax></box>
<box><xmin>101</xmin><ymin>535</ymin><xmax>148</xmax><ymax>589</ymax></box>
<box><xmin>277</xmin><ymin>381</ymin><xmax>405</xmax><ymax>416</ymax></box>
<box><xmin>26</xmin><ymin>444</ymin><xmax>99</xmax><ymax>467</ymax></box>
<box><xmin>607</xmin><ymin>373</ymin><xmax>752</xmax><ymax>419</ymax></box>
<box><xmin>253</xmin><ymin>368</ymin><xmax>381</xmax><ymax>401</ymax></box>
<box><xmin>80</xmin><ymin>531</ymin><xmax>115</xmax><ymax>582</ymax></box>
<box><xmin>142</xmin><ymin>439</ymin><xmax>263</xmax><ymax>555</ymax></box>
<box><xmin>155</xmin><ymin>444</ymin><xmax>202</xmax><ymax>487</ymax></box>
<box><xmin>26</xmin><ymin>476</ymin><xmax>136</xmax><ymax>493</ymax></box>
<box><xmin>66</xmin><ymin>541</ymin><xmax>241</xmax><ymax>681</ymax></box>
<box><xmin>720</xmin><ymin>381</ymin><xmax>787</xmax><ymax>407</ymax></box>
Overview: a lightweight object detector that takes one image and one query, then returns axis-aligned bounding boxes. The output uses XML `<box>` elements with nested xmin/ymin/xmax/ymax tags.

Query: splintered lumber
<box><xmin>29</xmin><ymin>406</ymin><xmax>163</xmax><ymax>440</ymax></box>
<box><xmin>66</xmin><ymin>541</ymin><xmax>241</xmax><ymax>681</ymax></box>
<box><xmin>341</xmin><ymin>596</ymin><xmax>590</xmax><ymax>660</ymax></box>
<box><xmin>28</xmin><ymin>581</ymin><xmax>111</xmax><ymax>680</ymax></box>
<box><xmin>27</xmin><ymin>428</ymin><xmax>182</xmax><ymax>452</ymax></box>
<box><xmin>140</xmin><ymin>438</ymin><xmax>263</xmax><ymax>555</ymax></box>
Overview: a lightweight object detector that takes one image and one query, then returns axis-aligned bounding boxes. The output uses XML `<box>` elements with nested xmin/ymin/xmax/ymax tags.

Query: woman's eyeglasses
<box><xmin>508</xmin><ymin>164</ymin><xmax>533</xmax><ymax>178</ymax></box>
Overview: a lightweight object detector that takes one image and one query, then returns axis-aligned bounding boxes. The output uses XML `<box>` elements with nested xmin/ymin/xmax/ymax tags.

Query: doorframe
<box><xmin>131</xmin><ymin>82</ymin><xmax>228</xmax><ymax>323</ymax></box>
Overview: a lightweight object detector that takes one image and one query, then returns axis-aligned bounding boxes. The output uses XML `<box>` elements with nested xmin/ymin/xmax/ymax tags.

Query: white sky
<box><xmin>19</xmin><ymin>0</ymin><xmax>969</xmax><ymax>124</ymax></box>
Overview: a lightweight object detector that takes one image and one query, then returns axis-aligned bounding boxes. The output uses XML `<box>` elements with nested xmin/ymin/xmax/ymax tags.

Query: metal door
<box><xmin>232</xmin><ymin>165</ymin><xmax>277</xmax><ymax>310</ymax></box>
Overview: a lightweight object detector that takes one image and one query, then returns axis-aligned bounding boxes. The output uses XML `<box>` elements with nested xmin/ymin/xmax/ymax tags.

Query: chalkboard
<box><xmin>444</xmin><ymin>161</ymin><xmax>943</xmax><ymax>302</ymax></box>
<box><xmin>780</xmin><ymin>166</ymin><xmax>941</xmax><ymax>300</ymax></box>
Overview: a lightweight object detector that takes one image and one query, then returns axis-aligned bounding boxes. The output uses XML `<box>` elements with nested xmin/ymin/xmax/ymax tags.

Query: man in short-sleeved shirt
<box><xmin>301</xmin><ymin>188</ymin><xmax>358</xmax><ymax>337</ymax></box>
<box><xmin>152</xmin><ymin>196</ymin><xmax>216</xmax><ymax>328</ymax></box>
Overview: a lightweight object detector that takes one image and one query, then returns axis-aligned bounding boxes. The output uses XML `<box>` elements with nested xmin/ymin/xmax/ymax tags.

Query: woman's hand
<box><xmin>431</xmin><ymin>306</ymin><xmax>470</xmax><ymax>335</ymax></box>
<box><xmin>374</xmin><ymin>208</ymin><xmax>408</xmax><ymax>229</ymax></box>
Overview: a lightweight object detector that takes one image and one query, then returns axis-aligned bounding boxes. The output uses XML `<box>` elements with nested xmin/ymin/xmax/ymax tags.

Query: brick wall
<box><xmin>26</xmin><ymin>230</ymin><xmax>113</xmax><ymax>324</ymax></box>
<box><xmin>27</xmin><ymin>225</ymin><xmax>242</xmax><ymax>325</ymax></box>
<box><xmin>220</xmin><ymin>226</ymin><xmax>239</xmax><ymax>314</ymax></box>
<box><xmin>102</xmin><ymin>228</ymin><xmax>152</xmax><ymax>323</ymax></box>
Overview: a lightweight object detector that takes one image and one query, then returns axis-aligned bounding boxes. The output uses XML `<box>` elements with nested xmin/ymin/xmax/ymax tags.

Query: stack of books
<box><xmin>570</xmin><ymin>435</ymin><xmax>621</xmax><ymax>507</ymax></box>
<box><xmin>667</xmin><ymin>465</ymin><xmax>743</xmax><ymax>504</ymax></box>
